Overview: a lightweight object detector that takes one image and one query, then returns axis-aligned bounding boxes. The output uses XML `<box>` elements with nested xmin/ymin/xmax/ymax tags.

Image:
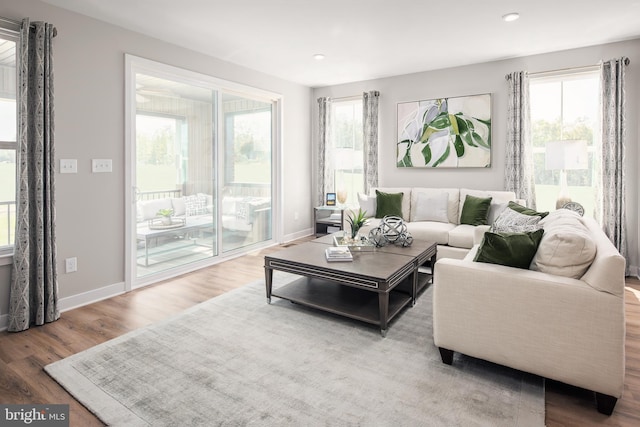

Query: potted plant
<box><xmin>347</xmin><ymin>208</ymin><xmax>368</xmax><ymax>240</ymax></box>
<box><xmin>156</xmin><ymin>208</ymin><xmax>174</xmax><ymax>225</ymax></box>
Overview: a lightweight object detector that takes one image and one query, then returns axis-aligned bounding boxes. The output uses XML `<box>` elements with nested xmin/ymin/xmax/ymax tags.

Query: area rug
<box><xmin>46</xmin><ymin>274</ymin><xmax>545</xmax><ymax>426</ymax></box>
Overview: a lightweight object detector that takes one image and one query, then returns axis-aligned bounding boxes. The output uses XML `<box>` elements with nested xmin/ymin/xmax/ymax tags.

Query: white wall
<box><xmin>0</xmin><ymin>0</ymin><xmax>313</xmax><ymax>324</ymax></box>
<box><xmin>313</xmin><ymin>39</ymin><xmax>640</xmax><ymax>276</ymax></box>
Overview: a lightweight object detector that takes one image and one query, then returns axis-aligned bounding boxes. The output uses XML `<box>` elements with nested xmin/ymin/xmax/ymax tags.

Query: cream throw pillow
<box><xmin>357</xmin><ymin>193</ymin><xmax>376</xmax><ymax>218</ymax></box>
<box><xmin>413</xmin><ymin>192</ymin><xmax>449</xmax><ymax>223</ymax></box>
<box><xmin>530</xmin><ymin>209</ymin><xmax>596</xmax><ymax>278</ymax></box>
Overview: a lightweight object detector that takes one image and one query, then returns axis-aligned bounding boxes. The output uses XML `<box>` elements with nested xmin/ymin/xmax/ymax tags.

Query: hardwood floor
<box><xmin>0</xmin><ymin>238</ymin><xmax>639</xmax><ymax>426</ymax></box>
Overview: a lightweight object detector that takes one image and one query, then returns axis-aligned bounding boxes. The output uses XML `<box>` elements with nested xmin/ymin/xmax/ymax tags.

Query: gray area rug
<box><xmin>46</xmin><ymin>273</ymin><xmax>545</xmax><ymax>426</ymax></box>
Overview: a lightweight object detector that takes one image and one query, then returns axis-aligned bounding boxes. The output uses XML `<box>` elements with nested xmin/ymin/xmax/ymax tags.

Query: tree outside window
<box><xmin>331</xmin><ymin>98</ymin><xmax>364</xmax><ymax>206</ymax></box>
<box><xmin>530</xmin><ymin>71</ymin><xmax>600</xmax><ymax>217</ymax></box>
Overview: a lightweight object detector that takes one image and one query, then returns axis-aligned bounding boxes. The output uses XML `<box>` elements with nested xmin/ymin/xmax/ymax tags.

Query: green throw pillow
<box><xmin>507</xmin><ymin>201</ymin><xmax>549</xmax><ymax>218</ymax></box>
<box><xmin>460</xmin><ymin>195</ymin><xmax>492</xmax><ymax>225</ymax></box>
<box><xmin>474</xmin><ymin>229</ymin><xmax>544</xmax><ymax>269</ymax></box>
<box><xmin>375</xmin><ymin>190</ymin><xmax>403</xmax><ymax>218</ymax></box>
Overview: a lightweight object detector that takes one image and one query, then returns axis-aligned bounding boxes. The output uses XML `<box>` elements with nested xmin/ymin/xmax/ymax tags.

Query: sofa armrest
<box><xmin>433</xmin><ymin>258</ymin><xmax>625</xmax><ymax>398</ymax></box>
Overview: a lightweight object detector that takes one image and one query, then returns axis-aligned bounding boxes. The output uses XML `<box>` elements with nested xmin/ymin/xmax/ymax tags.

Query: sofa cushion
<box><xmin>406</xmin><ymin>221</ymin><xmax>454</xmax><ymax>245</ymax></box>
<box><xmin>357</xmin><ymin>193</ymin><xmax>376</xmax><ymax>218</ymax></box>
<box><xmin>411</xmin><ymin>188</ymin><xmax>460</xmax><ymax>224</ymax></box>
<box><xmin>137</xmin><ymin>198</ymin><xmax>173</xmax><ymax>222</ymax></box>
<box><xmin>413</xmin><ymin>192</ymin><xmax>449</xmax><ymax>223</ymax></box>
<box><xmin>507</xmin><ymin>201</ymin><xmax>549</xmax><ymax>219</ymax></box>
<box><xmin>460</xmin><ymin>195</ymin><xmax>492</xmax><ymax>226</ymax></box>
<box><xmin>491</xmin><ymin>207</ymin><xmax>542</xmax><ymax>233</ymax></box>
<box><xmin>375</xmin><ymin>190</ymin><xmax>404</xmax><ymax>218</ymax></box>
<box><xmin>530</xmin><ymin>209</ymin><xmax>596</xmax><ymax>279</ymax></box>
<box><xmin>171</xmin><ymin>197</ymin><xmax>186</xmax><ymax>216</ymax></box>
<box><xmin>448</xmin><ymin>224</ymin><xmax>477</xmax><ymax>249</ymax></box>
<box><xmin>474</xmin><ymin>229</ymin><xmax>544</xmax><ymax>269</ymax></box>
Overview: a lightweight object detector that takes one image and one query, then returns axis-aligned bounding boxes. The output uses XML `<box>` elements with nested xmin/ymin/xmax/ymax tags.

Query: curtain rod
<box><xmin>0</xmin><ymin>16</ymin><xmax>58</xmax><ymax>37</ymax></box>
<box><xmin>329</xmin><ymin>95</ymin><xmax>361</xmax><ymax>101</ymax></box>
<box><xmin>505</xmin><ymin>58</ymin><xmax>630</xmax><ymax>80</ymax></box>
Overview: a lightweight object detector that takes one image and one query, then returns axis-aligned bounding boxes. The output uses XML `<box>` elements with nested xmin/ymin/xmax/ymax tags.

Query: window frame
<box><xmin>125</xmin><ymin>54</ymin><xmax>283</xmax><ymax>289</ymax></box>
<box><xmin>328</xmin><ymin>96</ymin><xmax>365</xmax><ymax>207</ymax></box>
<box><xmin>529</xmin><ymin>66</ymin><xmax>601</xmax><ymax>217</ymax></box>
<box><xmin>0</xmin><ymin>27</ymin><xmax>18</xmax><ymax>259</ymax></box>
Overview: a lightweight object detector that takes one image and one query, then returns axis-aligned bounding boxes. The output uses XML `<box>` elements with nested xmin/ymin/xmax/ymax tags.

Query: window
<box><xmin>330</xmin><ymin>98</ymin><xmax>364</xmax><ymax>206</ymax></box>
<box><xmin>0</xmin><ymin>34</ymin><xmax>17</xmax><ymax>254</ymax></box>
<box><xmin>530</xmin><ymin>69</ymin><xmax>600</xmax><ymax>217</ymax></box>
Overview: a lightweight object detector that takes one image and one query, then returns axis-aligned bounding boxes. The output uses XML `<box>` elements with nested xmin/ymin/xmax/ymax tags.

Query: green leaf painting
<box><xmin>397</xmin><ymin>94</ymin><xmax>491</xmax><ymax>168</ymax></box>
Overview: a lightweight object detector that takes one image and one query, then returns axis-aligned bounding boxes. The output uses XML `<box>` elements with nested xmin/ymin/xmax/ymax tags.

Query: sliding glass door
<box><xmin>221</xmin><ymin>94</ymin><xmax>272</xmax><ymax>252</ymax></box>
<box><xmin>134</xmin><ymin>74</ymin><xmax>217</xmax><ymax>278</ymax></box>
<box><xmin>127</xmin><ymin>56</ymin><xmax>277</xmax><ymax>285</ymax></box>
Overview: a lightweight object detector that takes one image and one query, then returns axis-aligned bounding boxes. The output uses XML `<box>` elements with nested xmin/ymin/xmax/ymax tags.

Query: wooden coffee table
<box><xmin>264</xmin><ymin>237</ymin><xmax>436</xmax><ymax>336</ymax></box>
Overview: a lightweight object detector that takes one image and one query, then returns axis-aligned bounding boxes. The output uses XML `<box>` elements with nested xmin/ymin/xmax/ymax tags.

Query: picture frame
<box><xmin>326</xmin><ymin>192</ymin><xmax>336</xmax><ymax>206</ymax></box>
<box><xmin>396</xmin><ymin>93</ymin><xmax>491</xmax><ymax>168</ymax></box>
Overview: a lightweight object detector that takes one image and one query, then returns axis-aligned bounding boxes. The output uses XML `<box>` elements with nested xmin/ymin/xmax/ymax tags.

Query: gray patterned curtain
<box><xmin>9</xmin><ymin>19</ymin><xmax>59</xmax><ymax>332</ymax></box>
<box><xmin>317</xmin><ymin>97</ymin><xmax>332</xmax><ymax>206</ymax></box>
<box><xmin>601</xmin><ymin>57</ymin><xmax>629</xmax><ymax>267</ymax></box>
<box><xmin>505</xmin><ymin>71</ymin><xmax>536</xmax><ymax>208</ymax></box>
<box><xmin>363</xmin><ymin>91</ymin><xmax>379</xmax><ymax>194</ymax></box>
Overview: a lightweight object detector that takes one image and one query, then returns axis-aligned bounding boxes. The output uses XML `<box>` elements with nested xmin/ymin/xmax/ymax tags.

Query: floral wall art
<box><xmin>397</xmin><ymin>93</ymin><xmax>491</xmax><ymax>168</ymax></box>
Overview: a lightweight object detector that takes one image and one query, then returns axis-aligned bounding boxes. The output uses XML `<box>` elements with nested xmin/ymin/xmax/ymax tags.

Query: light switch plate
<box><xmin>92</xmin><ymin>159</ymin><xmax>112</xmax><ymax>173</ymax></box>
<box><xmin>60</xmin><ymin>159</ymin><xmax>77</xmax><ymax>174</ymax></box>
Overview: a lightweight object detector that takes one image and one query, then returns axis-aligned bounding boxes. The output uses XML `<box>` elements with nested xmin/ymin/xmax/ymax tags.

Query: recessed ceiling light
<box><xmin>313</xmin><ymin>53</ymin><xmax>325</xmax><ymax>61</ymax></box>
<box><xmin>502</xmin><ymin>12</ymin><xmax>520</xmax><ymax>22</ymax></box>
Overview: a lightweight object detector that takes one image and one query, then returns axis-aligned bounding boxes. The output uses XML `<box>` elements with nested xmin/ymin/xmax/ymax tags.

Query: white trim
<box><xmin>0</xmin><ymin>281</ymin><xmax>128</xmax><ymax>332</ymax></box>
<box><xmin>0</xmin><ymin>253</ymin><xmax>12</xmax><ymax>266</ymax></box>
<box><xmin>124</xmin><ymin>54</ymin><xmax>135</xmax><ymax>292</ymax></box>
<box><xmin>125</xmin><ymin>54</ymin><xmax>282</xmax><ymax>291</ymax></box>
<box><xmin>283</xmin><ymin>228</ymin><xmax>313</xmax><ymax>244</ymax></box>
<box><xmin>58</xmin><ymin>282</ymin><xmax>127</xmax><ymax>312</ymax></box>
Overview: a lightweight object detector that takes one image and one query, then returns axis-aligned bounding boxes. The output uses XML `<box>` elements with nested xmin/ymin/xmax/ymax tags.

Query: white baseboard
<box><xmin>0</xmin><ymin>282</ymin><xmax>126</xmax><ymax>332</ymax></box>
<box><xmin>283</xmin><ymin>228</ymin><xmax>313</xmax><ymax>243</ymax></box>
<box><xmin>58</xmin><ymin>281</ymin><xmax>127</xmax><ymax>313</ymax></box>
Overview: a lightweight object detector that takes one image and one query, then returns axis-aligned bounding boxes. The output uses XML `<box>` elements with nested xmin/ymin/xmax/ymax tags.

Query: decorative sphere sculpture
<box><xmin>368</xmin><ymin>215</ymin><xmax>413</xmax><ymax>247</ymax></box>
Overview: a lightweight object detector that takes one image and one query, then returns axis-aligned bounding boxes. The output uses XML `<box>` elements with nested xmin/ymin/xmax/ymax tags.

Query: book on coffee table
<box><xmin>325</xmin><ymin>246</ymin><xmax>353</xmax><ymax>262</ymax></box>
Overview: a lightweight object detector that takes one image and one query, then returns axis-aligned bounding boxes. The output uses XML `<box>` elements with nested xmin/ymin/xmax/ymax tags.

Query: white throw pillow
<box><xmin>491</xmin><ymin>207</ymin><xmax>542</xmax><ymax>232</ymax></box>
<box><xmin>487</xmin><ymin>202</ymin><xmax>509</xmax><ymax>224</ymax></box>
<box><xmin>138</xmin><ymin>198</ymin><xmax>173</xmax><ymax>221</ymax></box>
<box><xmin>357</xmin><ymin>193</ymin><xmax>376</xmax><ymax>218</ymax></box>
<box><xmin>531</xmin><ymin>209</ymin><xmax>596</xmax><ymax>278</ymax></box>
<box><xmin>413</xmin><ymin>192</ymin><xmax>449</xmax><ymax>223</ymax></box>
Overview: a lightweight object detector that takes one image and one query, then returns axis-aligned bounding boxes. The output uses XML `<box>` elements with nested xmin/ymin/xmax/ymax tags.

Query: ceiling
<box><xmin>42</xmin><ymin>0</ymin><xmax>640</xmax><ymax>88</ymax></box>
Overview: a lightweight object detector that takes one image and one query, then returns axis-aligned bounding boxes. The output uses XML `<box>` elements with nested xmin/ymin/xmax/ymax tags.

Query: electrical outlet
<box><xmin>60</xmin><ymin>159</ymin><xmax>77</xmax><ymax>174</ymax></box>
<box><xmin>92</xmin><ymin>159</ymin><xmax>112</xmax><ymax>173</ymax></box>
<box><xmin>65</xmin><ymin>257</ymin><xmax>77</xmax><ymax>273</ymax></box>
<box><xmin>294</xmin><ymin>211</ymin><xmax>299</xmax><ymax>221</ymax></box>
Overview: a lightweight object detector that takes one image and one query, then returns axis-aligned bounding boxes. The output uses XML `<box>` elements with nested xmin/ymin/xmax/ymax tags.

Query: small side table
<box><xmin>314</xmin><ymin>206</ymin><xmax>344</xmax><ymax>237</ymax></box>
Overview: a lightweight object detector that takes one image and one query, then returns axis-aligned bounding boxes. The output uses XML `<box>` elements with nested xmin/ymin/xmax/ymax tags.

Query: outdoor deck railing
<box><xmin>137</xmin><ymin>189</ymin><xmax>182</xmax><ymax>201</ymax></box>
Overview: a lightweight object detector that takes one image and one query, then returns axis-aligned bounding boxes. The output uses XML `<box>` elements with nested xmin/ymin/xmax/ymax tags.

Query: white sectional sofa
<box><xmin>350</xmin><ymin>187</ymin><xmax>521</xmax><ymax>259</ymax></box>
<box><xmin>433</xmin><ymin>209</ymin><xmax>626</xmax><ymax>415</ymax></box>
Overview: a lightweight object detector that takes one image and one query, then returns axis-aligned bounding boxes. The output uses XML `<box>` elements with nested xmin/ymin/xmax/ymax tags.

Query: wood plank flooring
<box><xmin>1</xmin><ymin>237</ymin><xmax>639</xmax><ymax>426</ymax></box>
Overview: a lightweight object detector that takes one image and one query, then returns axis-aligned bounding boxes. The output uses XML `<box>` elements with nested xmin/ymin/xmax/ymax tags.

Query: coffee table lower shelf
<box><xmin>271</xmin><ymin>276</ymin><xmax>413</xmax><ymax>331</ymax></box>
